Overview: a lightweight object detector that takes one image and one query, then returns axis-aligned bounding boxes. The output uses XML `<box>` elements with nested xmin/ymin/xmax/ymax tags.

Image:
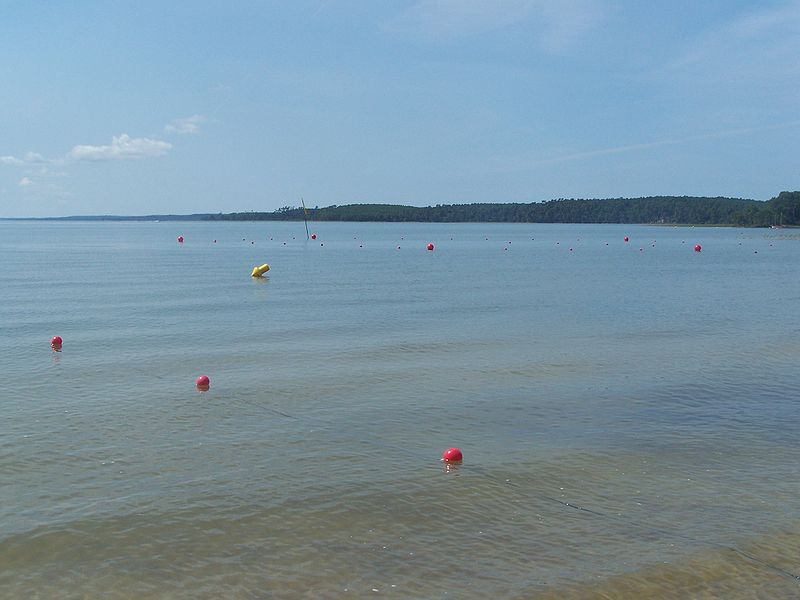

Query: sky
<box><xmin>1</xmin><ymin>0</ymin><xmax>798</xmax><ymax>217</ymax></box>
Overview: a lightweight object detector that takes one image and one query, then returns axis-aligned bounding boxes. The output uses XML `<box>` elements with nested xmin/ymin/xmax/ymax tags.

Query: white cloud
<box><xmin>67</xmin><ymin>134</ymin><xmax>172</xmax><ymax>161</ymax></box>
<box><xmin>383</xmin><ymin>0</ymin><xmax>602</xmax><ymax>50</ymax></box>
<box><xmin>18</xmin><ymin>177</ymin><xmax>32</xmax><ymax>187</ymax></box>
<box><xmin>2</xmin><ymin>132</ymin><xmax>174</xmax><ymax>175</ymax></box>
<box><xmin>165</xmin><ymin>114</ymin><xmax>206</xmax><ymax>134</ymax></box>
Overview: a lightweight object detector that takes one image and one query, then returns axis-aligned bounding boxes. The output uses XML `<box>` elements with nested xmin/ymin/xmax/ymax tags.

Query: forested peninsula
<box><xmin>206</xmin><ymin>191</ymin><xmax>799</xmax><ymax>226</ymax></box>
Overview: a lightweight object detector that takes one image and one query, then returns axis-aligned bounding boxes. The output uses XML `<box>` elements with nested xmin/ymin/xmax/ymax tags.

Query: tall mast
<box><xmin>301</xmin><ymin>198</ymin><xmax>310</xmax><ymax>240</ymax></box>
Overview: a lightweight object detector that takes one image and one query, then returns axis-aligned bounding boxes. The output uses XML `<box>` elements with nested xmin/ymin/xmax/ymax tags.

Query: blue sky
<box><xmin>1</xmin><ymin>0</ymin><xmax>798</xmax><ymax>217</ymax></box>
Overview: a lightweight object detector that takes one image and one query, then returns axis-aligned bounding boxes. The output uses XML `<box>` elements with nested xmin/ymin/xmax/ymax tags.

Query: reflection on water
<box><xmin>1</xmin><ymin>221</ymin><xmax>799</xmax><ymax>598</ymax></box>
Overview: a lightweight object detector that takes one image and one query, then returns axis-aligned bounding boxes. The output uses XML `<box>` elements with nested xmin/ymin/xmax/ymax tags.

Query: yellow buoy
<box><xmin>251</xmin><ymin>264</ymin><xmax>270</xmax><ymax>277</ymax></box>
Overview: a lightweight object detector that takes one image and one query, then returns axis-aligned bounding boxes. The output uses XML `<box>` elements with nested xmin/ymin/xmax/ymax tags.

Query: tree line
<box><xmin>204</xmin><ymin>191</ymin><xmax>799</xmax><ymax>226</ymax></box>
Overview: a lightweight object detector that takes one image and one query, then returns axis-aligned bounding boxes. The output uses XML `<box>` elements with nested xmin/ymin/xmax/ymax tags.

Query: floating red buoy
<box><xmin>311</xmin><ymin>234</ymin><xmax>317</xmax><ymax>240</ymax></box>
<box><xmin>196</xmin><ymin>375</ymin><xmax>210</xmax><ymax>390</ymax></box>
<box><xmin>624</xmin><ymin>236</ymin><xmax>629</xmax><ymax>242</ymax></box>
<box><xmin>694</xmin><ymin>244</ymin><xmax>702</xmax><ymax>252</ymax></box>
<box><xmin>442</xmin><ymin>448</ymin><xmax>463</xmax><ymax>463</ymax></box>
<box><xmin>427</xmin><ymin>243</ymin><xmax>434</xmax><ymax>251</ymax></box>
<box><xmin>51</xmin><ymin>336</ymin><xmax>62</xmax><ymax>349</ymax></box>
<box><xmin>177</xmin><ymin>236</ymin><xmax>184</xmax><ymax>243</ymax></box>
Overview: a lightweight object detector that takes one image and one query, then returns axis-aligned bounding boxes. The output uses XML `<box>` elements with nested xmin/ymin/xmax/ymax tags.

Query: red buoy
<box><xmin>196</xmin><ymin>375</ymin><xmax>210</xmax><ymax>390</ymax></box>
<box><xmin>442</xmin><ymin>448</ymin><xmax>463</xmax><ymax>463</ymax></box>
<box><xmin>624</xmin><ymin>236</ymin><xmax>629</xmax><ymax>242</ymax></box>
<box><xmin>311</xmin><ymin>234</ymin><xmax>317</xmax><ymax>240</ymax></box>
<box><xmin>427</xmin><ymin>243</ymin><xmax>434</xmax><ymax>251</ymax></box>
<box><xmin>694</xmin><ymin>244</ymin><xmax>702</xmax><ymax>252</ymax></box>
<box><xmin>177</xmin><ymin>236</ymin><xmax>184</xmax><ymax>243</ymax></box>
<box><xmin>51</xmin><ymin>336</ymin><xmax>63</xmax><ymax>349</ymax></box>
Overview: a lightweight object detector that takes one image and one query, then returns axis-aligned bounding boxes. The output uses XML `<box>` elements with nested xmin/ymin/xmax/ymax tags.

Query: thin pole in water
<box><xmin>301</xmin><ymin>198</ymin><xmax>310</xmax><ymax>240</ymax></box>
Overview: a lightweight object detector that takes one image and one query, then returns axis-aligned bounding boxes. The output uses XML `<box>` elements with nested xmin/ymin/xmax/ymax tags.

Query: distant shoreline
<box><xmin>2</xmin><ymin>192</ymin><xmax>797</xmax><ymax>227</ymax></box>
<box><xmin>1</xmin><ymin>217</ymin><xmax>794</xmax><ymax>228</ymax></box>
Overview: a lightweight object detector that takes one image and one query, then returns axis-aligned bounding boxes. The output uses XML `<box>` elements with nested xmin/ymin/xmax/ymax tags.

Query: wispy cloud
<box><xmin>385</xmin><ymin>0</ymin><xmax>532</xmax><ymax>39</ymax></box>
<box><xmin>535</xmin><ymin>0</ymin><xmax>604</xmax><ymax>52</ymax></box>
<box><xmin>383</xmin><ymin>0</ymin><xmax>602</xmax><ymax>50</ymax></box>
<box><xmin>672</xmin><ymin>1</ymin><xmax>800</xmax><ymax>84</ymax></box>
<box><xmin>506</xmin><ymin>120</ymin><xmax>800</xmax><ymax>169</ymax></box>
<box><xmin>18</xmin><ymin>176</ymin><xmax>32</xmax><ymax>187</ymax></box>
<box><xmin>22</xmin><ymin>151</ymin><xmax>49</xmax><ymax>164</ymax></box>
<box><xmin>67</xmin><ymin>134</ymin><xmax>172</xmax><ymax>161</ymax></box>
<box><xmin>165</xmin><ymin>114</ymin><xmax>206</xmax><ymax>135</ymax></box>
<box><xmin>1</xmin><ymin>152</ymin><xmax>46</xmax><ymax>165</ymax></box>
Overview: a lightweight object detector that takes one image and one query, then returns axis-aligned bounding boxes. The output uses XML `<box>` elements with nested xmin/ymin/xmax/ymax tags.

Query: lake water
<box><xmin>1</xmin><ymin>221</ymin><xmax>799</xmax><ymax>598</ymax></box>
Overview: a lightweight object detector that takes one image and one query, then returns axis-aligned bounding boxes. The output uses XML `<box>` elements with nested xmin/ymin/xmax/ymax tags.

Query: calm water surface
<box><xmin>1</xmin><ymin>221</ymin><xmax>799</xmax><ymax>598</ymax></box>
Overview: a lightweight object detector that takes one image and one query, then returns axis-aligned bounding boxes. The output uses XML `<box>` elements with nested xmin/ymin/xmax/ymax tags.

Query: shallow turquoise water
<box><xmin>1</xmin><ymin>221</ymin><xmax>799</xmax><ymax>598</ymax></box>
